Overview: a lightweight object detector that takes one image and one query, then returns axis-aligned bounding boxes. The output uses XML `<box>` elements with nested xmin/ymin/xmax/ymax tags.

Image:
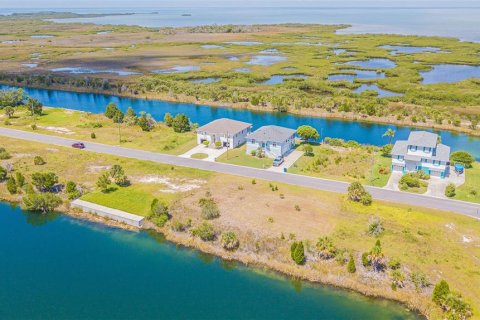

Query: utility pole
<box><xmin>118</xmin><ymin>121</ymin><xmax>121</xmax><ymax>144</ymax></box>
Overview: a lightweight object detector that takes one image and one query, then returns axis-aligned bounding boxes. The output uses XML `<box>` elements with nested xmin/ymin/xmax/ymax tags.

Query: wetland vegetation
<box><xmin>0</xmin><ymin>13</ymin><xmax>479</xmax><ymax>135</ymax></box>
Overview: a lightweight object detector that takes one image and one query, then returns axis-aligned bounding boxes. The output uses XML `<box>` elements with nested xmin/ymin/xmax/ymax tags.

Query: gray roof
<box><xmin>432</xmin><ymin>144</ymin><xmax>451</xmax><ymax>162</ymax></box>
<box><xmin>407</xmin><ymin>131</ymin><xmax>438</xmax><ymax>148</ymax></box>
<box><xmin>391</xmin><ymin>140</ymin><xmax>408</xmax><ymax>156</ymax></box>
<box><xmin>247</xmin><ymin>125</ymin><xmax>296</xmax><ymax>143</ymax></box>
<box><xmin>196</xmin><ymin>118</ymin><xmax>251</xmax><ymax>135</ymax></box>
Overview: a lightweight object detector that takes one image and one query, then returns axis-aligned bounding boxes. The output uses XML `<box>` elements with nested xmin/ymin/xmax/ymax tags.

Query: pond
<box><xmin>50</xmin><ymin>67</ymin><xmax>141</xmax><ymax>76</ymax></box>
<box><xmin>96</xmin><ymin>30</ymin><xmax>112</xmax><ymax>35</ymax></box>
<box><xmin>152</xmin><ymin>65</ymin><xmax>200</xmax><ymax>74</ymax></box>
<box><xmin>225</xmin><ymin>41</ymin><xmax>264</xmax><ymax>46</ymax></box>
<box><xmin>328</xmin><ymin>70</ymin><xmax>385</xmax><ymax>82</ymax></box>
<box><xmin>0</xmin><ymin>202</ymin><xmax>421</xmax><ymax>319</ymax></box>
<box><xmin>246</xmin><ymin>55</ymin><xmax>287</xmax><ymax>66</ymax></box>
<box><xmin>201</xmin><ymin>44</ymin><xmax>225</xmax><ymax>49</ymax></box>
<box><xmin>190</xmin><ymin>77</ymin><xmax>221</xmax><ymax>84</ymax></box>
<box><xmin>30</xmin><ymin>34</ymin><xmax>55</xmax><ymax>38</ymax></box>
<box><xmin>420</xmin><ymin>64</ymin><xmax>480</xmax><ymax>84</ymax></box>
<box><xmin>345</xmin><ymin>58</ymin><xmax>397</xmax><ymax>69</ymax></box>
<box><xmin>354</xmin><ymin>84</ymin><xmax>403</xmax><ymax>97</ymax></box>
<box><xmin>380</xmin><ymin>45</ymin><xmax>440</xmax><ymax>55</ymax></box>
<box><xmin>233</xmin><ymin>67</ymin><xmax>251</xmax><ymax>72</ymax></box>
<box><xmin>261</xmin><ymin>74</ymin><xmax>309</xmax><ymax>85</ymax></box>
<box><xmin>1</xmin><ymin>84</ymin><xmax>479</xmax><ymax>160</ymax></box>
<box><xmin>22</xmin><ymin>63</ymin><xmax>38</xmax><ymax>68</ymax></box>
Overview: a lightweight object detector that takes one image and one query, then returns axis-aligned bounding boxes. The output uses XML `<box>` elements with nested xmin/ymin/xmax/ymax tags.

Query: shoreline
<box><xmin>1</xmin><ymin>81</ymin><xmax>479</xmax><ymax>138</ymax></box>
<box><xmin>0</xmin><ymin>192</ymin><xmax>428</xmax><ymax>319</ymax></box>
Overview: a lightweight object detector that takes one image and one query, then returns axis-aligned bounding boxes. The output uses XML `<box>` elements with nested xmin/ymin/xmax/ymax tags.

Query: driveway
<box><xmin>179</xmin><ymin>144</ymin><xmax>227</xmax><ymax>162</ymax></box>
<box><xmin>267</xmin><ymin>150</ymin><xmax>303</xmax><ymax>173</ymax></box>
<box><xmin>1</xmin><ymin>127</ymin><xmax>480</xmax><ymax>219</ymax></box>
<box><xmin>384</xmin><ymin>171</ymin><xmax>402</xmax><ymax>191</ymax></box>
<box><xmin>425</xmin><ymin>171</ymin><xmax>466</xmax><ymax>198</ymax></box>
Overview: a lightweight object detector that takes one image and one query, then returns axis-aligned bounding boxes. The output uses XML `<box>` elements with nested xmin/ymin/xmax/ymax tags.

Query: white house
<box><xmin>391</xmin><ymin>131</ymin><xmax>451</xmax><ymax>178</ymax></box>
<box><xmin>246</xmin><ymin>125</ymin><xmax>296</xmax><ymax>158</ymax></box>
<box><xmin>196</xmin><ymin>118</ymin><xmax>252</xmax><ymax>148</ymax></box>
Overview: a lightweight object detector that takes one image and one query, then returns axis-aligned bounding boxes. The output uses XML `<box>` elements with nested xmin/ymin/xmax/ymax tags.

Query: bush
<box><xmin>410</xmin><ymin>271</ymin><xmax>430</xmax><ymax>291</ymax></box>
<box><xmin>433</xmin><ymin>280</ymin><xmax>450</xmax><ymax>305</ymax></box>
<box><xmin>368</xmin><ymin>217</ymin><xmax>384</xmax><ymax>236</ymax></box>
<box><xmin>399</xmin><ymin>173</ymin><xmax>420</xmax><ymax>189</ymax></box>
<box><xmin>290</xmin><ymin>241</ymin><xmax>305</xmax><ymax>265</ymax></box>
<box><xmin>164</xmin><ymin>112</ymin><xmax>173</xmax><ymax>127</ymax></box>
<box><xmin>0</xmin><ymin>166</ymin><xmax>7</xmax><ymax>181</ymax></box>
<box><xmin>15</xmin><ymin>172</ymin><xmax>25</xmax><ymax>187</ymax></box>
<box><xmin>347</xmin><ymin>254</ymin><xmax>356</xmax><ymax>273</ymax></box>
<box><xmin>33</xmin><ymin>156</ymin><xmax>45</xmax><ymax>165</ymax></box>
<box><xmin>96</xmin><ymin>172</ymin><xmax>111</xmax><ymax>192</ymax></box>
<box><xmin>316</xmin><ymin>236</ymin><xmax>336</xmax><ymax>259</ymax></box>
<box><xmin>6</xmin><ymin>177</ymin><xmax>17</xmax><ymax>194</ymax></box>
<box><xmin>202</xmin><ymin>140</ymin><xmax>209</xmax><ymax>146</ymax></box>
<box><xmin>450</xmin><ymin>151</ymin><xmax>475</xmax><ymax>168</ymax></box>
<box><xmin>221</xmin><ymin>231</ymin><xmax>239</xmax><ymax>250</ymax></box>
<box><xmin>31</xmin><ymin>172</ymin><xmax>58</xmax><ymax>192</ymax></box>
<box><xmin>171</xmin><ymin>218</ymin><xmax>191</xmax><ymax>232</ymax></box>
<box><xmin>192</xmin><ymin>222</ymin><xmax>215</xmax><ymax>241</ymax></box>
<box><xmin>303</xmin><ymin>144</ymin><xmax>313</xmax><ymax>156</ymax></box>
<box><xmin>23</xmin><ymin>192</ymin><xmax>62</xmax><ymax>213</ymax></box>
<box><xmin>348</xmin><ymin>182</ymin><xmax>372</xmax><ymax>205</ymax></box>
<box><xmin>214</xmin><ymin>141</ymin><xmax>222</xmax><ymax>148</ymax></box>
<box><xmin>445</xmin><ymin>183</ymin><xmax>456</xmax><ymax>197</ymax></box>
<box><xmin>388</xmin><ymin>258</ymin><xmax>401</xmax><ymax>270</ymax></box>
<box><xmin>91</xmin><ymin>132</ymin><xmax>96</xmax><ymax>139</ymax></box>
<box><xmin>104</xmin><ymin>102</ymin><xmax>120</xmax><ymax>119</ymax></box>
<box><xmin>199</xmin><ymin>198</ymin><xmax>220</xmax><ymax>220</ymax></box>
<box><xmin>137</xmin><ymin>112</ymin><xmax>155</xmax><ymax>132</ymax></box>
<box><xmin>66</xmin><ymin>181</ymin><xmax>81</xmax><ymax>200</ymax></box>
<box><xmin>361</xmin><ymin>252</ymin><xmax>370</xmax><ymax>267</ymax></box>
<box><xmin>172</xmin><ymin>114</ymin><xmax>191</xmax><ymax>133</ymax></box>
<box><xmin>0</xmin><ymin>148</ymin><xmax>10</xmax><ymax>160</ymax></box>
<box><xmin>380</xmin><ymin>144</ymin><xmax>393</xmax><ymax>157</ymax></box>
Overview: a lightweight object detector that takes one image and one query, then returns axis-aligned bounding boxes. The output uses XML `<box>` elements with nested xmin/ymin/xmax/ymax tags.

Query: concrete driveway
<box><xmin>179</xmin><ymin>144</ymin><xmax>227</xmax><ymax>162</ymax></box>
<box><xmin>267</xmin><ymin>150</ymin><xmax>303</xmax><ymax>173</ymax></box>
<box><xmin>425</xmin><ymin>171</ymin><xmax>465</xmax><ymax>198</ymax></box>
<box><xmin>384</xmin><ymin>171</ymin><xmax>402</xmax><ymax>191</ymax></box>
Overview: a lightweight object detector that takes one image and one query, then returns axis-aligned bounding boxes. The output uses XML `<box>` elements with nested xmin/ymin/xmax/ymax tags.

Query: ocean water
<box><xmin>7</xmin><ymin>6</ymin><xmax>475</xmax><ymax>42</ymax></box>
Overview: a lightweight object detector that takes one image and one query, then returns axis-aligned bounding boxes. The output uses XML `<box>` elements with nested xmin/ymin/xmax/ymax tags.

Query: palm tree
<box><xmin>382</xmin><ymin>128</ymin><xmax>396</xmax><ymax>145</ymax></box>
<box><xmin>368</xmin><ymin>240</ymin><xmax>385</xmax><ymax>272</ymax></box>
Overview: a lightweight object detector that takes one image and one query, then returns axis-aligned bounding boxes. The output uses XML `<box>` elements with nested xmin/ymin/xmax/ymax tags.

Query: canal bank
<box><xmin>0</xmin><ymin>201</ymin><xmax>423</xmax><ymax>319</ymax></box>
<box><xmin>1</xmin><ymin>84</ymin><xmax>479</xmax><ymax>160</ymax></box>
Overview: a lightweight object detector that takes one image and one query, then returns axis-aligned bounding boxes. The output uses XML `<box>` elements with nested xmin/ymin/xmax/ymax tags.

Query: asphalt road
<box><xmin>2</xmin><ymin>127</ymin><xmax>480</xmax><ymax>219</ymax></box>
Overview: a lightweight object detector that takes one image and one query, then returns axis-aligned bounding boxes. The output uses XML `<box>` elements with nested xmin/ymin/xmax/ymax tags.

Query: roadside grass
<box><xmin>216</xmin><ymin>145</ymin><xmax>273</xmax><ymax>168</ymax></box>
<box><xmin>455</xmin><ymin>162</ymin><xmax>480</xmax><ymax>203</ymax></box>
<box><xmin>190</xmin><ymin>153</ymin><xmax>209</xmax><ymax>159</ymax></box>
<box><xmin>289</xmin><ymin>143</ymin><xmax>390</xmax><ymax>185</ymax></box>
<box><xmin>1</xmin><ymin>107</ymin><xmax>197</xmax><ymax>155</ymax></box>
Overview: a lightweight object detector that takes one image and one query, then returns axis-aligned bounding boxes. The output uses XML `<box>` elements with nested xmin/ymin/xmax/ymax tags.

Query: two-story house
<box><xmin>391</xmin><ymin>131</ymin><xmax>451</xmax><ymax>178</ymax></box>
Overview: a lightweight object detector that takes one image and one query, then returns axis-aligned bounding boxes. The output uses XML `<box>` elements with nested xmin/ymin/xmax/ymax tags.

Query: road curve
<box><xmin>1</xmin><ymin>127</ymin><xmax>479</xmax><ymax>219</ymax></box>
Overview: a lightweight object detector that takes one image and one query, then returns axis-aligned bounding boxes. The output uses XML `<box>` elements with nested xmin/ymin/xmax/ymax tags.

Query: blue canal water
<box><xmin>1</xmin><ymin>85</ymin><xmax>479</xmax><ymax>160</ymax></box>
<box><xmin>0</xmin><ymin>202</ymin><xmax>420</xmax><ymax>319</ymax></box>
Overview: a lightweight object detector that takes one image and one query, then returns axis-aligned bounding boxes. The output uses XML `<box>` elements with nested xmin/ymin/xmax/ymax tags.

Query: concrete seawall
<box><xmin>71</xmin><ymin>199</ymin><xmax>145</xmax><ymax>228</ymax></box>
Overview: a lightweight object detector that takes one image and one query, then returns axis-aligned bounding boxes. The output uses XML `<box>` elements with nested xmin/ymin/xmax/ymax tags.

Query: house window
<box><xmin>272</xmin><ymin>143</ymin><xmax>277</xmax><ymax>147</ymax></box>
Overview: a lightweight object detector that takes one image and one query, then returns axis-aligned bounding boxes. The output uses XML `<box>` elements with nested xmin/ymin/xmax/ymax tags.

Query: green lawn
<box><xmin>190</xmin><ymin>153</ymin><xmax>209</xmax><ymax>159</ymax></box>
<box><xmin>363</xmin><ymin>154</ymin><xmax>392</xmax><ymax>187</ymax></box>
<box><xmin>216</xmin><ymin>145</ymin><xmax>273</xmax><ymax>169</ymax></box>
<box><xmin>455</xmin><ymin>162</ymin><xmax>480</xmax><ymax>203</ymax></box>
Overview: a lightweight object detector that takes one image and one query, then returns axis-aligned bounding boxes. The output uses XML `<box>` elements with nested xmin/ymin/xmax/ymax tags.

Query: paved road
<box><xmin>2</xmin><ymin>127</ymin><xmax>480</xmax><ymax>219</ymax></box>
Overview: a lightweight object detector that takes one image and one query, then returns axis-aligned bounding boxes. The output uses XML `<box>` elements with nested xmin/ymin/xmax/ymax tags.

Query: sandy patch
<box><xmin>46</xmin><ymin>148</ymin><xmax>59</xmax><ymax>152</ymax></box>
<box><xmin>445</xmin><ymin>223</ymin><xmax>455</xmax><ymax>230</ymax></box>
<box><xmin>13</xmin><ymin>153</ymin><xmax>34</xmax><ymax>158</ymax></box>
<box><xmin>462</xmin><ymin>235</ymin><xmax>473</xmax><ymax>243</ymax></box>
<box><xmin>88</xmin><ymin>165</ymin><xmax>111</xmax><ymax>173</ymax></box>
<box><xmin>134</xmin><ymin>175</ymin><xmax>206</xmax><ymax>193</ymax></box>
<box><xmin>38</xmin><ymin>126</ymin><xmax>75</xmax><ymax>135</ymax></box>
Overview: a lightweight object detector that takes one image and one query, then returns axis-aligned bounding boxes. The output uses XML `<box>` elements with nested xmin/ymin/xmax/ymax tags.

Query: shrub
<box><xmin>192</xmin><ymin>222</ymin><xmax>215</xmax><ymax>241</ymax></box>
<box><xmin>391</xmin><ymin>270</ymin><xmax>405</xmax><ymax>289</ymax></box>
<box><xmin>380</xmin><ymin>144</ymin><xmax>393</xmax><ymax>157</ymax></box>
<box><xmin>432</xmin><ymin>280</ymin><xmax>450</xmax><ymax>305</ymax></box>
<box><xmin>6</xmin><ymin>177</ymin><xmax>17</xmax><ymax>194</ymax></box>
<box><xmin>172</xmin><ymin>114</ymin><xmax>191</xmax><ymax>133</ymax></box>
<box><xmin>66</xmin><ymin>181</ymin><xmax>77</xmax><ymax>194</ymax></box>
<box><xmin>199</xmin><ymin>198</ymin><xmax>220</xmax><ymax>220</ymax></box>
<box><xmin>202</xmin><ymin>140</ymin><xmax>209</xmax><ymax>146</ymax></box>
<box><xmin>164</xmin><ymin>112</ymin><xmax>173</xmax><ymax>127</ymax></box>
<box><xmin>31</xmin><ymin>124</ymin><xmax>37</xmax><ymax>130</ymax></box>
<box><xmin>0</xmin><ymin>166</ymin><xmax>7</xmax><ymax>181</ymax></box>
<box><xmin>361</xmin><ymin>252</ymin><xmax>370</xmax><ymax>267</ymax></box>
<box><xmin>33</xmin><ymin>156</ymin><xmax>45</xmax><ymax>165</ymax></box>
<box><xmin>388</xmin><ymin>258</ymin><xmax>401</xmax><ymax>270</ymax></box>
<box><xmin>316</xmin><ymin>236</ymin><xmax>336</xmax><ymax>259</ymax></box>
<box><xmin>171</xmin><ymin>219</ymin><xmax>191</xmax><ymax>232</ymax></box>
<box><xmin>450</xmin><ymin>151</ymin><xmax>475</xmax><ymax>168</ymax></box>
<box><xmin>151</xmin><ymin>198</ymin><xmax>169</xmax><ymax>216</ymax></box>
<box><xmin>91</xmin><ymin>132</ymin><xmax>96</xmax><ymax>139</ymax></box>
<box><xmin>348</xmin><ymin>182</ymin><xmax>372</xmax><ymax>205</ymax></box>
<box><xmin>96</xmin><ymin>172</ymin><xmax>111</xmax><ymax>192</ymax></box>
<box><xmin>124</xmin><ymin>107</ymin><xmax>137</xmax><ymax>126</ymax></box>
<box><xmin>303</xmin><ymin>144</ymin><xmax>313</xmax><ymax>156</ymax></box>
<box><xmin>445</xmin><ymin>183</ymin><xmax>456</xmax><ymax>197</ymax></box>
<box><xmin>347</xmin><ymin>254</ymin><xmax>356</xmax><ymax>273</ymax></box>
<box><xmin>399</xmin><ymin>173</ymin><xmax>420</xmax><ymax>189</ymax></box>
<box><xmin>290</xmin><ymin>241</ymin><xmax>305</xmax><ymax>265</ymax></box>
<box><xmin>31</xmin><ymin>172</ymin><xmax>58</xmax><ymax>192</ymax></box>
<box><xmin>368</xmin><ymin>217</ymin><xmax>384</xmax><ymax>236</ymax></box>
<box><xmin>23</xmin><ymin>192</ymin><xmax>62</xmax><ymax>213</ymax></box>
<box><xmin>0</xmin><ymin>148</ymin><xmax>10</xmax><ymax>160</ymax></box>
<box><xmin>104</xmin><ymin>102</ymin><xmax>120</xmax><ymax>119</ymax></box>
<box><xmin>15</xmin><ymin>172</ymin><xmax>25</xmax><ymax>187</ymax></box>
<box><xmin>410</xmin><ymin>271</ymin><xmax>430</xmax><ymax>291</ymax></box>
<box><xmin>221</xmin><ymin>231</ymin><xmax>239</xmax><ymax>250</ymax></box>
<box><xmin>214</xmin><ymin>141</ymin><xmax>222</xmax><ymax>148</ymax></box>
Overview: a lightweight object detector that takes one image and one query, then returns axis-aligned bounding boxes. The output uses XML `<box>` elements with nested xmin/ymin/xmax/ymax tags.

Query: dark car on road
<box><xmin>72</xmin><ymin>142</ymin><xmax>85</xmax><ymax>149</ymax></box>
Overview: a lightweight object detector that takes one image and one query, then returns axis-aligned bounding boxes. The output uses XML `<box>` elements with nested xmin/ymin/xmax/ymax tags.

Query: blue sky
<box><xmin>1</xmin><ymin>0</ymin><xmax>478</xmax><ymax>8</ymax></box>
